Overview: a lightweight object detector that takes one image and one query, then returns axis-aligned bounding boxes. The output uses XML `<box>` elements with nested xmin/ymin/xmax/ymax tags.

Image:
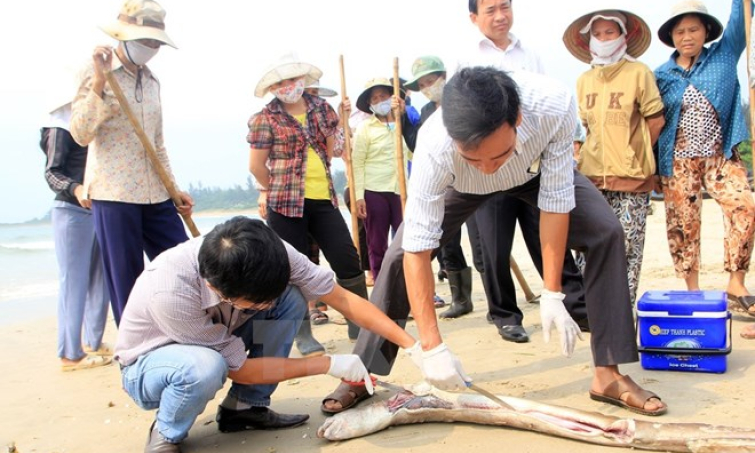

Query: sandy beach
<box><xmin>3</xmin><ymin>198</ymin><xmax>755</xmax><ymax>453</ymax></box>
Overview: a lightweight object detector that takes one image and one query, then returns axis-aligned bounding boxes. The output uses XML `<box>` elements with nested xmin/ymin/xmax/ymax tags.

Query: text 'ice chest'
<box><xmin>637</xmin><ymin>290</ymin><xmax>731</xmax><ymax>374</ymax></box>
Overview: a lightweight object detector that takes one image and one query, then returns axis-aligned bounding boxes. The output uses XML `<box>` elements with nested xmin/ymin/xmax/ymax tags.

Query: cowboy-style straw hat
<box><xmin>356</xmin><ymin>78</ymin><xmax>406</xmax><ymax>114</ymax></box>
<box><xmin>100</xmin><ymin>0</ymin><xmax>177</xmax><ymax>48</ymax></box>
<box><xmin>255</xmin><ymin>52</ymin><xmax>323</xmax><ymax>98</ymax></box>
<box><xmin>405</xmin><ymin>56</ymin><xmax>446</xmax><ymax>91</ymax></box>
<box><xmin>563</xmin><ymin>9</ymin><xmax>651</xmax><ymax>64</ymax></box>
<box><xmin>657</xmin><ymin>0</ymin><xmax>723</xmax><ymax>47</ymax></box>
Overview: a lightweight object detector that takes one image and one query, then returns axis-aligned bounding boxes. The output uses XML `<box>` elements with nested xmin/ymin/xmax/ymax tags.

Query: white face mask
<box><xmin>273</xmin><ymin>79</ymin><xmax>305</xmax><ymax>104</ymax></box>
<box><xmin>370</xmin><ymin>99</ymin><xmax>392</xmax><ymax>117</ymax></box>
<box><xmin>420</xmin><ymin>77</ymin><xmax>446</xmax><ymax>103</ymax></box>
<box><xmin>589</xmin><ymin>36</ymin><xmax>628</xmax><ymax>65</ymax></box>
<box><xmin>123</xmin><ymin>40</ymin><xmax>160</xmax><ymax>66</ymax></box>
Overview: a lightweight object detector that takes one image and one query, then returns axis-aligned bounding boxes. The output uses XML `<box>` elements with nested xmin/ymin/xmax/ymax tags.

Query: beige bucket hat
<box><xmin>657</xmin><ymin>0</ymin><xmax>723</xmax><ymax>47</ymax></box>
<box><xmin>255</xmin><ymin>52</ymin><xmax>323</xmax><ymax>98</ymax></box>
<box><xmin>563</xmin><ymin>9</ymin><xmax>651</xmax><ymax>64</ymax></box>
<box><xmin>99</xmin><ymin>0</ymin><xmax>177</xmax><ymax>48</ymax></box>
<box><xmin>356</xmin><ymin>78</ymin><xmax>406</xmax><ymax>114</ymax></box>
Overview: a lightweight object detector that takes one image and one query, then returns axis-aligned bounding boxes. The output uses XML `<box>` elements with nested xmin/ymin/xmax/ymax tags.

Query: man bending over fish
<box><xmin>113</xmin><ymin>216</ymin><xmax>419</xmax><ymax>452</ymax></box>
<box><xmin>322</xmin><ymin>66</ymin><xmax>667</xmax><ymax>418</ymax></box>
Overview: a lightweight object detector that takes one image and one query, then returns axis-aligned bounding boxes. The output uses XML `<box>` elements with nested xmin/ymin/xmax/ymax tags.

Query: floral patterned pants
<box><xmin>661</xmin><ymin>154</ymin><xmax>755</xmax><ymax>279</ymax></box>
<box><xmin>575</xmin><ymin>190</ymin><xmax>649</xmax><ymax>305</ymax></box>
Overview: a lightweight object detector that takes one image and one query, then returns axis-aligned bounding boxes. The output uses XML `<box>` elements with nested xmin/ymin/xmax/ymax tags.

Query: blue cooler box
<box><xmin>637</xmin><ymin>290</ymin><xmax>731</xmax><ymax>373</ymax></box>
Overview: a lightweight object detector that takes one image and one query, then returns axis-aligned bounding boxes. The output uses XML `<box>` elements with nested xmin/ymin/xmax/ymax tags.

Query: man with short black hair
<box><xmin>325</xmin><ymin>66</ymin><xmax>667</xmax><ymax>418</ymax></box>
<box><xmin>411</xmin><ymin>66</ymin><xmax>666</xmax><ymax>415</ymax></box>
<box><xmin>114</xmin><ymin>216</ymin><xmax>419</xmax><ymax>452</ymax></box>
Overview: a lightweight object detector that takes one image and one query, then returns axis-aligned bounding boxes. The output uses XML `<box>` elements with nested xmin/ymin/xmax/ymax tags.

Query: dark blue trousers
<box><xmin>92</xmin><ymin>199</ymin><xmax>188</xmax><ymax>326</ymax></box>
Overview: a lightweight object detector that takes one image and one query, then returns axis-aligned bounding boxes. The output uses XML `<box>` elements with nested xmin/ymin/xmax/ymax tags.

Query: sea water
<box><xmin>0</xmin><ymin>213</ymin><xmax>261</xmax><ymax>325</ymax></box>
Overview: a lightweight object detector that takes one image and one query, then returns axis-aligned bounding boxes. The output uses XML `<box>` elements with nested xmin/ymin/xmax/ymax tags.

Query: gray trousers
<box><xmin>353</xmin><ymin>171</ymin><xmax>638</xmax><ymax>373</ymax></box>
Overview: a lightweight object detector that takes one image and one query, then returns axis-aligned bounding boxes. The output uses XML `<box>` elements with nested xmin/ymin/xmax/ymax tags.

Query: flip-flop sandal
<box><xmin>433</xmin><ymin>294</ymin><xmax>446</xmax><ymax>308</ymax></box>
<box><xmin>321</xmin><ymin>381</ymin><xmax>373</xmax><ymax>414</ymax></box>
<box><xmin>309</xmin><ymin>308</ymin><xmax>329</xmax><ymax>325</ymax></box>
<box><xmin>727</xmin><ymin>293</ymin><xmax>755</xmax><ymax>317</ymax></box>
<box><xmin>61</xmin><ymin>355</ymin><xmax>112</xmax><ymax>372</ymax></box>
<box><xmin>589</xmin><ymin>375</ymin><xmax>667</xmax><ymax>416</ymax></box>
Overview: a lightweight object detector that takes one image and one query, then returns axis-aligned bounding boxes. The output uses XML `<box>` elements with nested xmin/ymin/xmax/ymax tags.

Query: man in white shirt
<box><xmin>332</xmin><ymin>66</ymin><xmax>667</xmax><ymax>417</ymax></box>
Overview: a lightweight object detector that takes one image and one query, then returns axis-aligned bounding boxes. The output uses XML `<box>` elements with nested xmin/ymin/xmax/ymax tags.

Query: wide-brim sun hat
<box><xmin>563</xmin><ymin>9</ymin><xmax>651</xmax><ymax>64</ymax></box>
<box><xmin>255</xmin><ymin>52</ymin><xmax>323</xmax><ymax>98</ymax></box>
<box><xmin>356</xmin><ymin>78</ymin><xmax>406</xmax><ymax>114</ymax></box>
<box><xmin>657</xmin><ymin>0</ymin><xmax>723</xmax><ymax>47</ymax></box>
<box><xmin>99</xmin><ymin>0</ymin><xmax>177</xmax><ymax>48</ymax></box>
<box><xmin>405</xmin><ymin>56</ymin><xmax>446</xmax><ymax>91</ymax></box>
<box><xmin>305</xmin><ymin>80</ymin><xmax>337</xmax><ymax>97</ymax></box>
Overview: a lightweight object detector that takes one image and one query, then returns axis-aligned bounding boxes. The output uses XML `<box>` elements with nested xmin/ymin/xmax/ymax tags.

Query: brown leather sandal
<box><xmin>727</xmin><ymin>293</ymin><xmax>755</xmax><ymax>318</ymax></box>
<box><xmin>589</xmin><ymin>375</ymin><xmax>667</xmax><ymax>416</ymax></box>
<box><xmin>321</xmin><ymin>381</ymin><xmax>373</xmax><ymax>414</ymax></box>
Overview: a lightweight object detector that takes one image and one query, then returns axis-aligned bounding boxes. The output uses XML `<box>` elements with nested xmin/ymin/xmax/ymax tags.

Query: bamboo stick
<box><xmin>339</xmin><ymin>55</ymin><xmax>361</xmax><ymax>256</ymax></box>
<box><xmin>104</xmin><ymin>70</ymin><xmax>200</xmax><ymax>237</ymax></box>
<box><xmin>392</xmin><ymin>58</ymin><xmax>408</xmax><ymax>213</ymax></box>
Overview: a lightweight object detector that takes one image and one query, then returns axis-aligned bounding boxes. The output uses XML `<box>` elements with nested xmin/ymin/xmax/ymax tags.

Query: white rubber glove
<box><xmin>540</xmin><ymin>289</ymin><xmax>584</xmax><ymax>357</ymax></box>
<box><xmin>420</xmin><ymin>343</ymin><xmax>472</xmax><ymax>390</ymax></box>
<box><xmin>404</xmin><ymin>341</ymin><xmax>423</xmax><ymax>369</ymax></box>
<box><xmin>326</xmin><ymin>354</ymin><xmax>374</xmax><ymax>395</ymax></box>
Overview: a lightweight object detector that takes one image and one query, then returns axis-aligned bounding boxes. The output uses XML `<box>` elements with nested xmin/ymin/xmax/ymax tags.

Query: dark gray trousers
<box><xmin>353</xmin><ymin>172</ymin><xmax>638</xmax><ymax>374</ymax></box>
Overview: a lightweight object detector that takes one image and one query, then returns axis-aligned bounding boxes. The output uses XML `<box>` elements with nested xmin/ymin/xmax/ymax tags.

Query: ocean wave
<box><xmin>0</xmin><ymin>281</ymin><xmax>58</xmax><ymax>303</ymax></box>
<box><xmin>0</xmin><ymin>241</ymin><xmax>55</xmax><ymax>252</ymax></box>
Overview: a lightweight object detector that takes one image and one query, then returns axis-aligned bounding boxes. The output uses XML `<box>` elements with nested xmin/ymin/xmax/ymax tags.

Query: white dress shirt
<box><xmin>455</xmin><ymin>32</ymin><xmax>546</xmax><ymax>75</ymax></box>
<box><xmin>401</xmin><ymin>71</ymin><xmax>577</xmax><ymax>253</ymax></box>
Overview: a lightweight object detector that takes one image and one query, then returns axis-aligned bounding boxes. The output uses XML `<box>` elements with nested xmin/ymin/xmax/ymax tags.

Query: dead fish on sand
<box><xmin>317</xmin><ymin>383</ymin><xmax>755</xmax><ymax>452</ymax></box>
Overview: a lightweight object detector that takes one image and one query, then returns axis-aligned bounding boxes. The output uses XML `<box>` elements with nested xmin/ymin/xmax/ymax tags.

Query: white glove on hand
<box><xmin>326</xmin><ymin>354</ymin><xmax>374</xmax><ymax>395</ymax></box>
<box><xmin>421</xmin><ymin>343</ymin><xmax>472</xmax><ymax>390</ymax></box>
<box><xmin>540</xmin><ymin>289</ymin><xmax>584</xmax><ymax>357</ymax></box>
<box><xmin>404</xmin><ymin>341</ymin><xmax>423</xmax><ymax>369</ymax></box>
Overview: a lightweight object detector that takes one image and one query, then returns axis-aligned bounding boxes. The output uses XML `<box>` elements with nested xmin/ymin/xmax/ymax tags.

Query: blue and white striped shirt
<box><xmin>402</xmin><ymin>71</ymin><xmax>577</xmax><ymax>253</ymax></box>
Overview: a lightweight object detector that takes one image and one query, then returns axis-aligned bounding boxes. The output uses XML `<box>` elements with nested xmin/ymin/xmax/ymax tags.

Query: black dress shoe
<box><xmin>145</xmin><ymin>421</ymin><xmax>181</xmax><ymax>453</ymax></box>
<box><xmin>216</xmin><ymin>406</ymin><xmax>309</xmax><ymax>433</ymax></box>
<box><xmin>498</xmin><ymin>325</ymin><xmax>530</xmax><ymax>343</ymax></box>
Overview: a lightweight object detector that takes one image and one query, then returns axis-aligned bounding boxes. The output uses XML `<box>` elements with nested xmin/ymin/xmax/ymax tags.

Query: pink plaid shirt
<box><xmin>247</xmin><ymin>94</ymin><xmax>339</xmax><ymax>218</ymax></box>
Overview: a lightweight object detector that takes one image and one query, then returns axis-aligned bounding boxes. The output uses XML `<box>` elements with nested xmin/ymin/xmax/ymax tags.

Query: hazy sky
<box><xmin>0</xmin><ymin>0</ymin><xmax>745</xmax><ymax>223</ymax></box>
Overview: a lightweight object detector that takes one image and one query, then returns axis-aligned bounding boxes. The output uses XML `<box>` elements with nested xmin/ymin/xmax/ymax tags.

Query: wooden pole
<box><xmin>103</xmin><ymin>70</ymin><xmax>201</xmax><ymax>238</ymax></box>
<box><xmin>392</xmin><ymin>57</ymin><xmax>408</xmax><ymax>213</ymax></box>
<box><xmin>339</xmin><ymin>55</ymin><xmax>361</xmax><ymax>257</ymax></box>
<box><xmin>745</xmin><ymin>0</ymin><xmax>755</xmax><ymax>180</ymax></box>
<box><xmin>510</xmin><ymin>255</ymin><xmax>538</xmax><ymax>303</ymax></box>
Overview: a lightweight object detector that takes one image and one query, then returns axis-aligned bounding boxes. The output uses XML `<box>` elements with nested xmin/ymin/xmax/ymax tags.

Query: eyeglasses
<box><xmin>216</xmin><ymin>291</ymin><xmax>276</xmax><ymax>314</ymax></box>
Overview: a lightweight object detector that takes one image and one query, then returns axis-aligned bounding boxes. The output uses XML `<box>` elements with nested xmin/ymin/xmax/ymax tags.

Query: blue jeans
<box><xmin>52</xmin><ymin>201</ymin><xmax>109</xmax><ymax>360</ymax></box>
<box><xmin>120</xmin><ymin>285</ymin><xmax>307</xmax><ymax>442</ymax></box>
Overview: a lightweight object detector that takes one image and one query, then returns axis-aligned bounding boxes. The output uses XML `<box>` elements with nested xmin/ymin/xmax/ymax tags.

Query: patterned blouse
<box><xmin>674</xmin><ymin>85</ymin><xmax>723</xmax><ymax>159</ymax></box>
<box><xmin>70</xmin><ymin>61</ymin><xmax>177</xmax><ymax>204</ymax></box>
<box><xmin>247</xmin><ymin>94</ymin><xmax>339</xmax><ymax>218</ymax></box>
